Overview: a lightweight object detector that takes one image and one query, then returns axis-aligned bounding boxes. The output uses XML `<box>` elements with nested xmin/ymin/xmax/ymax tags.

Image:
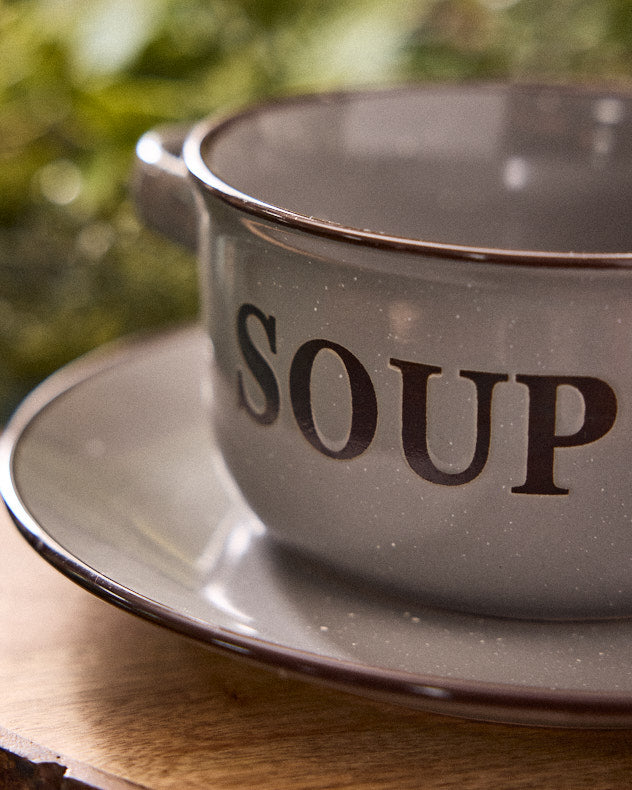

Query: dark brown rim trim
<box><xmin>2</xmin><ymin>327</ymin><xmax>632</xmax><ymax>728</ymax></box>
<box><xmin>183</xmin><ymin>84</ymin><xmax>632</xmax><ymax>269</ymax></box>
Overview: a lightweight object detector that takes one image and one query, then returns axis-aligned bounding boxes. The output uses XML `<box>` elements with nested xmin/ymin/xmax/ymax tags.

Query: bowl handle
<box><xmin>133</xmin><ymin>125</ymin><xmax>198</xmax><ymax>251</ymax></box>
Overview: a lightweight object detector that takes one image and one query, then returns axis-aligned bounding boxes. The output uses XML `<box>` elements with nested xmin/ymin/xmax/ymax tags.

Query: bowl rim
<box><xmin>183</xmin><ymin>83</ymin><xmax>632</xmax><ymax>269</ymax></box>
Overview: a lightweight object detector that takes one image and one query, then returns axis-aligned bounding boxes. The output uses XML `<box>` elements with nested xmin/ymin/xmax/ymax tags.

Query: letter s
<box><xmin>236</xmin><ymin>303</ymin><xmax>280</xmax><ymax>425</ymax></box>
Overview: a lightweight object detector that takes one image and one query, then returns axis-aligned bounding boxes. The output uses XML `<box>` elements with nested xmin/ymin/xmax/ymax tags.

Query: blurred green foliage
<box><xmin>2</xmin><ymin>0</ymin><xmax>632</xmax><ymax>419</ymax></box>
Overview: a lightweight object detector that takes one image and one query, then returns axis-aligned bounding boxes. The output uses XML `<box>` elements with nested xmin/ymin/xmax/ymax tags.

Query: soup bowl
<box><xmin>135</xmin><ymin>84</ymin><xmax>632</xmax><ymax>620</ymax></box>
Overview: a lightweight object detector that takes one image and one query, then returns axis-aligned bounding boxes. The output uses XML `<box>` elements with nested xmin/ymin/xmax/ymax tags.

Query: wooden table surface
<box><xmin>1</xmin><ymin>505</ymin><xmax>632</xmax><ymax>789</ymax></box>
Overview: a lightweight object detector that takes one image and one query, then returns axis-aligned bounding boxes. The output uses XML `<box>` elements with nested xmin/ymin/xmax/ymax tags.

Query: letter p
<box><xmin>512</xmin><ymin>374</ymin><xmax>617</xmax><ymax>495</ymax></box>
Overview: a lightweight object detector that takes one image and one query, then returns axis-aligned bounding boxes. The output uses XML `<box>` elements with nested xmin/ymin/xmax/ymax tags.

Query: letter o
<box><xmin>289</xmin><ymin>339</ymin><xmax>378</xmax><ymax>459</ymax></box>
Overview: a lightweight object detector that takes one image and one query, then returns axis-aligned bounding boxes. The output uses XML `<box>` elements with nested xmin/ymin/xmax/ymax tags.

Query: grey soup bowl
<box><xmin>135</xmin><ymin>84</ymin><xmax>632</xmax><ymax>621</ymax></box>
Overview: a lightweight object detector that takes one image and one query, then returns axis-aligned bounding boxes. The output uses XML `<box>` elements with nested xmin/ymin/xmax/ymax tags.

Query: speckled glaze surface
<box><xmin>3</xmin><ymin>327</ymin><xmax>632</xmax><ymax>728</ymax></box>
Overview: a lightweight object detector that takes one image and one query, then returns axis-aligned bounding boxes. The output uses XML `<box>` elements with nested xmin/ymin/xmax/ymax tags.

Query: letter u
<box><xmin>390</xmin><ymin>359</ymin><xmax>507</xmax><ymax>485</ymax></box>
